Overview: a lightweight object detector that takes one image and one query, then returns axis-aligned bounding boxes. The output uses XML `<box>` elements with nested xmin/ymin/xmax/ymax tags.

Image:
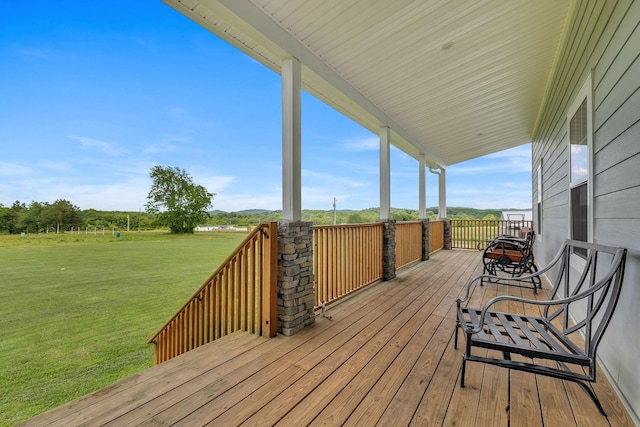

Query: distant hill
<box><xmin>237</xmin><ymin>209</ymin><xmax>277</xmax><ymax>215</ymax></box>
<box><xmin>209</xmin><ymin>209</ymin><xmax>276</xmax><ymax>215</ymax></box>
<box><xmin>205</xmin><ymin>206</ymin><xmax>507</xmax><ymax>227</ymax></box>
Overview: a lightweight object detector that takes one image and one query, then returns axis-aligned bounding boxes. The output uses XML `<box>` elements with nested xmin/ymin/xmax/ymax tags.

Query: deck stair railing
<box><xmin>148</xmin><ymin>222</ymin><xmax>278</xmax><ymax>364</ymax></box>
<box><xmin>451</xmin><ymin>219</ymin><xmax>534</xmax><ymax>250</ymax></box>
<box><xmin>313</xmin><ymin>223</ymin><xmax>384</xmax><ymax>308</ymax></box>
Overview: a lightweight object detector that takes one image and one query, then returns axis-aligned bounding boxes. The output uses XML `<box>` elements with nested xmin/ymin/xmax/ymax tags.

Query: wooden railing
<box><xmin>450</xmin><ymin>219</ymin><xmax>534</xmax><ymax>250</ymax></box>
<box><xmin>313</xmin><ymin>223</ymin><xmax>384</xmax><ymax>308</ymax></box>
<box><xmin>150</xmin><ymin>218</ymin><xmax>513</xmax><ymax>363</ymax></box>
<box><xmin>148</xmin><ymin>222</ymin><xmax>278</xmax><ymax>364</ymax></box>
<box><xmin>396</xmin><ymin>221</ymin><xmax>423</xmax><ymax>269</ymax></box>
<box><xmin>429</xmin><ymin>220</ymin><xmax>445</xmax><ymax>253</ymax></box>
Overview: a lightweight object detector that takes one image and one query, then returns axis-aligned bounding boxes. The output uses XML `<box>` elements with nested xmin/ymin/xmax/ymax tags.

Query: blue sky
<box><xmin>0</xmin><ymin>1</ymin><xmax>532</xmax><ymax>213</ymax></box>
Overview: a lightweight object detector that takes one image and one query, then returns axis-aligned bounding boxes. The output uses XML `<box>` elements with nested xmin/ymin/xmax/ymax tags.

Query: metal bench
<box><xmin>481</xmin><ymin>229</ymin><xmax>540</xmax><ymax>292</ymax></box>
<box><xmin>455</xmin><ymin>240</ymin><xmax>627</xmax><ymax>416</ymax></box>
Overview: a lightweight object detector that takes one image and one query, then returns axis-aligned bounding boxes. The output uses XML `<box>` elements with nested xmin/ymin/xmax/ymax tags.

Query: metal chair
<box><xmin>455</xmin><ymin>240</ymin><xmax>627</xmax><ymax>416</ymax></box>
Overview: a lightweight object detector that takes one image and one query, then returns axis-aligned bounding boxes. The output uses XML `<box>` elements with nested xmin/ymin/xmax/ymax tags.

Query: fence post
<box><xmin>444</xmin><ymin>218</ymin><xmax>452</xmax><ymax>250</ymax></box>
<box><xmin>380</xmin><ymin>219</ymin><xmax>396</xmax><ymax>280</ymax></box>
<box><xmin>262</xmin><ymin>222</ymin><xmax>278</xmax><ymax>338</ymax></box>
<box><xmin>421</xmin><ymin>219</ymin><xmax>430</xmax><ymax>260</ymax></box>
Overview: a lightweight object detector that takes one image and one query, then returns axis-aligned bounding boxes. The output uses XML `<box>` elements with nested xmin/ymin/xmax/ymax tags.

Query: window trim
<box><xmin>567</xmin><ymin>73</ymin><xmax>593</xmax><ymax>260</ymax></box>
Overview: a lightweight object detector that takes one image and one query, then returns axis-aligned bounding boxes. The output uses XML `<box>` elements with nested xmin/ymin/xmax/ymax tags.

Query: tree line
<box><xmin>0</xmin><ymin>200</ymin><xmax>157</xmax><ymax>234</ymax></box>
<box><xmin>0</xmin><ymin>166</ymin><xmax>213</xmax><ymax>235</ymax></box>
<box><xmin>1</xmin><ymin>166</ymin><xmax>503</xmax><ymax>234</ymax></box>
<box><xmin>0</xmin><ymin>201</ymin><xmax>503</xmax><ymax>234</ymax></box>
<box><xmin>206</xmin><ymin>207</ymin><xmax>502</xmax><ymax>227</ymax></box>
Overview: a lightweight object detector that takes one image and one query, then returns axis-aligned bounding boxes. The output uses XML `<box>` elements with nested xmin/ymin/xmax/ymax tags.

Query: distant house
<box><xmin>194</xmin><ymin>225</ymin><xmax>250</xmax><ymax>232</ymax></box>
<box><xmin>500</xmin><ymin>210</ymin><xmax>532</xmax><ymax>222</ymax></box>
<box><xmin>500</xmin><ymin>210</ymin><xmax>532</xmax><ymax>232</ymax></box>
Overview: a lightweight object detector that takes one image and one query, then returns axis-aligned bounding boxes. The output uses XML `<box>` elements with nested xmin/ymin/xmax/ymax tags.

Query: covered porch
<box><xmin>21</xmin><ymin>249</ymin><xmax>634</xmax><ymax>426</ymax></box>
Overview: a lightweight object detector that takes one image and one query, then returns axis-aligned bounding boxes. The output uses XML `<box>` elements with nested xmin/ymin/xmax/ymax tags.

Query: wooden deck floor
<box><xmin>21</xmin><ymin>250</ymin><xmax>635</xmax><ymax>427</ymax></box>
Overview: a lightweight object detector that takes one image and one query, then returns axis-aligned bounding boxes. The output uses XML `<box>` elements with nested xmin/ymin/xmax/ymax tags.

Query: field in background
<box><xmin>0</xmin><ymin>231</ymin><xmax>247</xmax><ymax>426</ymax></box>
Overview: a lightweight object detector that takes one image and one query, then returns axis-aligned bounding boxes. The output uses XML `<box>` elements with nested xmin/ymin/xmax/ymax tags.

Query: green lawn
<box><xmin>0</xmin><ymin>231</ymin><xmax>247</xmax><ymax>426</ymax></box>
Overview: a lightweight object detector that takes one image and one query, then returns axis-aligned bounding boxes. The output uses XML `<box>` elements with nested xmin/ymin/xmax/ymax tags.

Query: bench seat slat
<box><xmin>510</xmin><ymin>315</ymin><xmax>552</xmax><ymax>352</ymax></box>
<box><xmin>536</xmin><ymin>320</ymin><xmax>585</xmax><ymax>356</ymax></box>
<box><xmin>459</xmin><ymin>308</ymin><xmax>589</xmax><ymax>365</ymax></box>
<box><xmin>484</xmin><ymin>249</ymin><xmax>524</xmax><ymax>262</ymax></box>
<box><xmin>485</xmin><ymin>312</ymin><xmax>510</xmax><ymax>345</ymax></box>
<box><xmin>493</xmin><ymin>312</ymin><xmax>527</xmax><ymax>347</ymax></box>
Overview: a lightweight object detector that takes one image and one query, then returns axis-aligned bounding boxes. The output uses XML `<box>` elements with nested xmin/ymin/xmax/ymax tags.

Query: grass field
<box><xmin>0</xmin><ymin>231</ymin><xmax>248</xmax><ymax>426</ymax></box>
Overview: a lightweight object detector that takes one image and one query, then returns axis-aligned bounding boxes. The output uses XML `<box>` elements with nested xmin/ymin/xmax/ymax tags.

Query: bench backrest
<box><xmin>522</xmin><ymin>230</ymin><xmax>535</xmax><ymax>257</ymax></box>
<box><xmin>543</xmin><ymin>240</ymin><xmax>627</xmax><ymax>360</ymax></box>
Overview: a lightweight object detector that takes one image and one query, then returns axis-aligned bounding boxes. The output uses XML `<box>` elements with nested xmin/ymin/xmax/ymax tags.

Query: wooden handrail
<box><xmin>313</xmin><ymin>223</ymin><xmax>383</xmax><ymax>308</ymax></box>
<box><xmin>148</xmin><ymin>222</ymin><xmax>278</xmax><ymax>364</ymax></box>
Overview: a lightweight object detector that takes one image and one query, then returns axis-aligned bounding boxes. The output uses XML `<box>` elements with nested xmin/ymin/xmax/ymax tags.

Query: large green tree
<box><xmin>39</xmin><ymin>199</ymin><xmax>85</xmax><ymax>232</ymax></box>
<box><xmin>145</xmin><ymin>166</ymin><xmax>214</xmax><ymax>233</ymax></box>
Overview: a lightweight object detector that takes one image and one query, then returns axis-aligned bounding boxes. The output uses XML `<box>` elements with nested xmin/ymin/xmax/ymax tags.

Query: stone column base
<box><xmin>277</xmin><ymin>221</ymin><xmax>315</xmax><ymax>336</ymax></box>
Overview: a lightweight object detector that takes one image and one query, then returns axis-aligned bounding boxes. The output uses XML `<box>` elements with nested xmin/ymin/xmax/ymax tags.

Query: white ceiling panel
<box><xmin>164</xmin><ymin>0</ymin><xmax>572</xmax><ymax>167</ymax></box>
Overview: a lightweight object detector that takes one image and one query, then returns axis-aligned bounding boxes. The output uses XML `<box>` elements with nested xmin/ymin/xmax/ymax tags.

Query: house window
<box><xmin>571</xmin><ymin>182</ymin><xmax>588</xmax><ymax>244</ymax></box>
<box><xmin>568</xmin><ymin>76</ymin><xmax>592</xmax><ymax>258</ymax></box>
<box><xmin>536</xmin><ymin>161</ymin><xmax>542</xmax><ymax>236</ymax></box>
<box><xmin>570</xmin><ymin>99</ymin><xmax>589</xmax><ymax>182</ymax></box>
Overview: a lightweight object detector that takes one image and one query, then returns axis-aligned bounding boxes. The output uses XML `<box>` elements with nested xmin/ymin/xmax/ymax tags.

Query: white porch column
<box><xmin>429</xmin><ymin>167</ymin><xmax>447</xmax><ymax>219</ymax></box>
<box><xmin>282</xmin><ymin>57</ymin><xmax>302</xmax><ymax>222</ymax></box>
<box><xmin>438</xmin><ymin>167</ymin><xmax>447</xmax><ymax>219</ymax></box>
<box><xmin>379</xmin><ymin>126</ymin><xmax>391</xmax><ymax>220</ymax></box>
<box><xmin>419</xmin><ymin>154</ymin><xmax>426</xmax><ymax>219</ymax></box>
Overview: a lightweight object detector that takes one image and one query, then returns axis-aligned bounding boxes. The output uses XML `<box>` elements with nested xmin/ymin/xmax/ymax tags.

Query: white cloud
<box><xmin>213</xmin><ymin>190</ymin><xmax>281</xmax><ymax>211</ymax></box>
<box><xmin>303</xmin><ymin>169</ymin><xmax>367</xmax><ymax>188</ymax></box>
<box><xmin>194</xmin><ymin>175</ymin><xmax>236</xmax><ymax>195</ymax></box>
<box><xmin>19</xmin><ymin>48</ymin><xmax>49</xmax><ymax>60</ymax></box>
<box><xmin>68</xmin><ymin>135</ymin><xmax>129</xmax><ymax>156</ymax></box>
<box><xmin>40</xmin><ymin>161</ymin><xmax>70</xmax><ymax>171</ymax></box>
<box><xmin>450</xmin><ymin>144</ymin><xmax>532</xmax><ymax>176</ymax></box>
<box><xmin>59</xmin><ymin>181</ymin><xmax>149</xmax><ymax>211</ymax></box>
<box><xmin>341</xmin><ymin>136</ymin><xmax>379</xmax><ymax>152</ymax></box>
<box><xmin>446</xmin><ymin>182</ymin><xmax>531</xmax><ymax>210</ymax></box>
<box><xmin>486</xmin><ymin>144</ymin><xmax>531</xmax><ymax>160</ymax></box>
<box><xmin>0</xmin><ymin>162</ymin><xmax>33</xmax><ymax>176</ymax></box>
<box><xmin>143</xmin><ymin>142</ymin><xmax>179</xmax><ymax>154</ymax></box>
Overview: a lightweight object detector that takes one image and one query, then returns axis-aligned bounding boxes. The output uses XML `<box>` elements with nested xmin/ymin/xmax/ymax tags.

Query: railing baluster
<box><xmin>312</xmin><ymin>223</ymin><xmax>384</xmax><ymax>309</ymax></box>
<box><xmin>450</xmin><ymin>219</ymin><xmax>535</xmax><ymax>250</ymax></box>
<box><xmin>395</xmin><ymin>221</ymin><xmax>422</xmax><ymax>268</ymax></box>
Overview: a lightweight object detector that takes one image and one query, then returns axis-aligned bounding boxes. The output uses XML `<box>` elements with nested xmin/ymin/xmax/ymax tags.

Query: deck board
<box><xmin>20</xmin><ymin>250</ymin><xmax>635</xmax><ymax>427</ymax></box>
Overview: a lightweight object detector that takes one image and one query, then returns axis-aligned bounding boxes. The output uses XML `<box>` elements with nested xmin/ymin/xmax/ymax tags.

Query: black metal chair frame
<box><xmin>455</xmin><ymin>240</ymin><xmax>627</xmax><ymax>416</ymax></box>
<box><xmin>481</xmin><ymin>230</ymin><xmax>540</xmax><ymax>292</ymax></box>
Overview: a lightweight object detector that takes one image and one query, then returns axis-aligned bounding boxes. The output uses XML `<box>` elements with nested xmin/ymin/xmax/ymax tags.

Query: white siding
<box><xmin>532</xmin><ymin>0</ymin><xmax>640</xmax><ymax>421</ymax></box>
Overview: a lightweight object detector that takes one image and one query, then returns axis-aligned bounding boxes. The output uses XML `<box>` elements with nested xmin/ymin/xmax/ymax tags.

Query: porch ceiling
<box><xmin>165</xmin><ymin>0</ymin><xmax>572</xmax><ymax>168</ymax></box>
